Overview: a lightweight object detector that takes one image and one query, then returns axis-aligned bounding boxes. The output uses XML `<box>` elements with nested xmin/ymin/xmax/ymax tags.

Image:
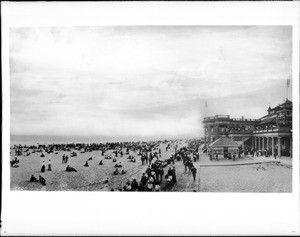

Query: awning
<box><xmin>209</xmin><ymin>135</ymin><xmax>240</xmax><ymax>148</ymax></box>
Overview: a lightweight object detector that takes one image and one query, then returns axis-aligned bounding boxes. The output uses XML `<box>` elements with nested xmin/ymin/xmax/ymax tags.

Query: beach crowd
<box><xmin>11</xmin><ymin>139</ymin><xmax>201</xmax><ymax>191</ymax></box>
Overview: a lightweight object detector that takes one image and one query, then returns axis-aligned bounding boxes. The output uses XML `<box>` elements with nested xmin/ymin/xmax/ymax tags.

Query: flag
<box><xmin>287</xmin><ymin>79</ymin><xmax>290</xmax><ymax>88</ymax></box>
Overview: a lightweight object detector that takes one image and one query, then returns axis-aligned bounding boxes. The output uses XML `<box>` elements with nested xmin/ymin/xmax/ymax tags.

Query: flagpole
<box><xmin>286</xmin><ymin>81</ymin><xmax>288</xmax><ymax>100</ymax></box>
<box><xmin>286</xmin><ymin>79</ymin><xmax>290</xmax><ymax>100</ymax></box>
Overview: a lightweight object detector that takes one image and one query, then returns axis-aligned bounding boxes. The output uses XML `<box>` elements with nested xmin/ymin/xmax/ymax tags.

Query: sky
<box><xmin>10</xmin><ymin>26</ymin><xmax>292</xmax><ymax>140</ymax></box>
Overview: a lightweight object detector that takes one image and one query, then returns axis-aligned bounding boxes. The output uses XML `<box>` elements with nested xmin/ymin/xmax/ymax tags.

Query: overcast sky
<box><xmin>10</xmin><ymin>26</ymin><xmax>292</xmax><ymax>140</ymax></box>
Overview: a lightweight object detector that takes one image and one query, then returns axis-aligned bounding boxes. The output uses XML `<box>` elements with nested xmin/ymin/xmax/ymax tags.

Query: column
<box><xmin>278</xmin><ymin>136</ymin><xmax>281</xmax><ymax>158</ymax></box>
<box><xmin>252</xmin><ymin>137</ymin><xmax>254</xmax><ymax>149</ymax></box>
<box><xmin>271</xmin><ymin>137</ymin><xmax>275</xmax><ymax>157</ymax></box>
<box><xmin>266</xmin><ymin>137</ymin><xmax>269</xmax><ymax>152</ymax></box>
<box><xmin>262</xmin><ymin>137</ymin><xmax>264</xmax><ymax>151</ymax></box>
<box><xmin>254</xmin><ymin>137</ymin><xmax>257</xmax><ymax>149</ymax></box>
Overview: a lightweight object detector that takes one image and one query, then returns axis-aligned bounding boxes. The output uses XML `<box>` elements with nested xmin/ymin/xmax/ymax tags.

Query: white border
<box><xmin>1</xmin><ymin>2</ymin><xmax>300</xmax><ymax>236</ymax></box>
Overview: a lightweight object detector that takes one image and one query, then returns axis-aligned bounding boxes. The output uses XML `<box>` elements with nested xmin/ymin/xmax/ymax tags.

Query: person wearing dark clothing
<box><xmin>41</xmin><ymin>161</ymin><xmax>45</xmax><ymax>173</ymax></box>
<box><xmin>99</xmin><ymin>160</ymin><xmax>103</xmax><ymax>165</ymax></box>
<box><xmin>39</xmin><ymin>175</ymin><xmax>46</xmax><ymax>185</ymax></box>
<box><xmin>48</xmin><ymin>159</ymin><xmax>52</xmax><ymax>171</ymax></box>
<box><xmin>172</xmin><ymin>167</ymin><xmax>177</xmax><ymax>183</ymax></box>
<box><xmin>66</xmin><ymin>165</ymin><xmax>77</xmax><ymax>172</ymax></box>
<box><xmin>30</xmin><ymin>174</ymin><xmax>38</xmax><ymax>182</ymax></box>
<box><xmin>84</xmin><ymin>161</ymin><xmax>89</xmax><ymax>167</ymax></box>
<box><xmin>167</xmin><ymin>167</ymin><xmax>173</xmax><ymax>176</ymax></box>
<box><xmin>140</xmin><ymin>173</ymin><xmax>147</xmax><ymax>189</ymax></box>
<box><xmin>113</xmin><ymin>168</ymin><xmax>119</xmax><ymax>175</ymax></box>
<box><xmin>131</xmin><ymin>179</ymin><xmax>139</xmax><ymax>191</ymax></box>
<box><xmin>191</xmin><ymin>166</ymin><xmax>197</xmax><ymax>181</ymax></box>
<box><xmin>115</xmin><ymin>162</ymin><xmax>122</xmax><ymax>168</ymax></box>
<box><xmin>121</xmin><ymin>169</ymin><xmax>127</xmax><ymax>174</ymax></box>
<box><xmin>146</xmin><ymin>166</ymin><xmax>152</xmax><ymax>177</ymax></box>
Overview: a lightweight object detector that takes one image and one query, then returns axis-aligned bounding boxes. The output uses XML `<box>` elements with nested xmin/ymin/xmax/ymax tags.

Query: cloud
<box><xmin>10</xmin><ymin>26</ymin><xmax>292</xmax><ymax>139</ymax></box>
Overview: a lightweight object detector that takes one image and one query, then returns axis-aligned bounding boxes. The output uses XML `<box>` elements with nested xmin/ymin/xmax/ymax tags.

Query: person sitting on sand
<box><xmin>11</xmin><ymin>161</ymin><xmax>19</xmax><ymax>168</ymax></box>
<box><xmin>128</xmin><ymin>156</ymin><xmax>135</xmax><ymax>163</ymax></box>
<box><xmin>104</xmin><ymin>177</ymin><xmax>109</xmax><ymax>183</ymax></box>
<box><xmin>48</xmin><ymin>159</ymin><xmax>52</xmax><ymax>171</ymax></box>
<box><xmin>113</xmin><ymin>168</ymin><xmax>119</xmax><ymax>175</ymax></box>
<box><xmin>84</xmin><ymin>160</ymin><xmax>89</xmax><ymax>167</ymax></box>
<box><xmin>88</xmin><ymin>157</ymin><xmax>92</xmax><ymax>161</ymax></box>
<box><xmin>40</xmin><ymin>153</ymin><xmax>45</xmax><ymax>157</ymax></box>
<box><xmin>115</xmin><ymin>162</ymin><xmax>122</xmax><ymax>168</ymax></box>
<box><xmin>41</xmin><ymin>161</ymin><xmax>46</xmax><ymax>173</ymax></box>
<box><xmin>66</xmin><ymin>165</ymin><xmax>77</xmax><ymax>172</ymax></box>
<box><xmin>39</xmin><ymin>175</ymin><xmax>46</xmax><ymax>185</ymax></box>
<box><xmin>112</xmin><ymin>158</ymin><xmax>117</xmax><ymax>162</ymax></box>
<box><xmin>121</xmin><ymin>169</ymin><xmax>126</xmax><ymax>175</ymax></box>
<box><xmin>30</xmin><ymin>174</ymin><xmax>38</xmax><ymax>182</ymax></box>
<box><xmin>99</xmin><ymin>160</ymin><xmax>103</xmax><ymax>165</ymax></box>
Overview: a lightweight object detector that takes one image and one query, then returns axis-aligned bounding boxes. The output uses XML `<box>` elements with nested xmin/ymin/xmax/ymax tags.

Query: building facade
<box><xmin>202</xmin><ymin>99</ymin><xmax>293</xmax><ymax>158</ymax></box>
<box><xmin>252</xmin><ymin>99</ymin><xmax>292</xmax><ymax>157</ymax></box>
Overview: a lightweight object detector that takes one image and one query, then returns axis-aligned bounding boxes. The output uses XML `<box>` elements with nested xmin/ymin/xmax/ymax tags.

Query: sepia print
<box><xmin>10</xmin><ymin>26</ymin><xmax>293</xmax><ymax>192</ymax></box>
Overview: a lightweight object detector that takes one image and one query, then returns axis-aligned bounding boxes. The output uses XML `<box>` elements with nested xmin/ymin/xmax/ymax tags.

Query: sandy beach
<box><xmin>10</xmin><ymin>140</ymin><xmax>292</xmax><ymax>192</ymax></box>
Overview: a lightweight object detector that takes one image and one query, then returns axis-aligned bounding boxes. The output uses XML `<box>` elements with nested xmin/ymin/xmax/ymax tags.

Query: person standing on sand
<box><xmin>48</xmin><ymin>159</ymin><xmax>52</xmax><ymax>171</ymax></box>
<box><xmin>172</xmin><ymin>166</ymin><xmax>177</xmax><ymax>183</ymax></box>
<box><xmin>41</xmin><ymin>161</ymin><xmax>45</xmax><ymax>173</ymax></box>
<box><xmin>191</xmin><ymin>166</ymin><xmax>197</xmax><ymax>181</ymax></box>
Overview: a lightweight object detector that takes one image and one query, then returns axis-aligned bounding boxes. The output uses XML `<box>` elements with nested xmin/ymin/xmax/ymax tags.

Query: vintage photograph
<box><xmin>10</xmin><ymin>26</ymin><xmax>293</xmax><ymax>192</ymax></box>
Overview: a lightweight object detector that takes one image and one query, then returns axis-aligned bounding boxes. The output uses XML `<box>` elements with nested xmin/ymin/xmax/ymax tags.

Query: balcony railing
<box><xmin>253</xmin><ymin>127</ymin><xmax>291</xmax><ymax>133</ymax></box>
<box><xmin>204</xmin><ymin>115</ymin><xmax>260</xmax><ymax>122</ymax></box>
<box><xmin>229</xmin><ymin>130</ymin><xmax>253</xmax><ymax>134</ymax></box>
